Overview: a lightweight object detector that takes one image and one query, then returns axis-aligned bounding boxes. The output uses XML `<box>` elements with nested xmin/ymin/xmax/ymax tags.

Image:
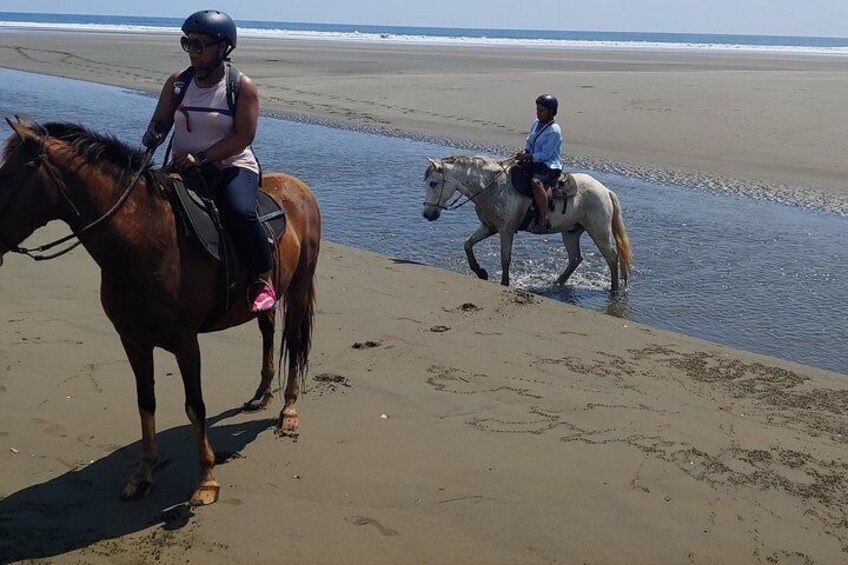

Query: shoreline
<box><xmin>1</xmin><ymin>30</ymin><xmax>847</xmax><ymax>215</ymax></box>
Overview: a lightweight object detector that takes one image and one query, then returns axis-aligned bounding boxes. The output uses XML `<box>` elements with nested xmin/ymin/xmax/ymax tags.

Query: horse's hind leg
<box><xmin>465</xmin><ymin>223</ymin><xmax>496</xmax><ymax>280</ymax></box>
<box><xmin>120</xmin><ymin>337</ymin><xmax>158</xmax><ymax>501</ymax></box>
<box><xmin>278</xmin><ymin>247</ymin><xmax>319</xmax><ymax>434</ymax></box>
<box><xmin>175</xmin><ymin>335</ymin><xmax>219</xmax><ymax>506</ymax></box>
<box><xmin>555</xmin><ymin>228</ymin><xmax>584</xmax><ymax>286</ymax></box>
<box><xmin>586</xmin><ymin>225</ymin><xmax>620</xmax><ymax>292</ymax></box>
<box><xmin>242</xmin><ymin>310</ymin><xmax>276</xmax><ymax>411</ymax></box>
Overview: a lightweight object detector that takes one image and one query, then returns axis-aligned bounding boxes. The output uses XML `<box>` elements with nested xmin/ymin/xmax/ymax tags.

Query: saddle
<box><xmin>169</xmin><ymin>168</ymin><xmax>286</xmax><ymax>261</ymax></box>
<box><xmin>508</xmin><ymin>164</ymin><xmax>579</xmax><ymax>231</ymax></box>
<box><xmin>162</xmin><ymin>166</ymin><xmax>287</xmax><ymax>328</ymax></box>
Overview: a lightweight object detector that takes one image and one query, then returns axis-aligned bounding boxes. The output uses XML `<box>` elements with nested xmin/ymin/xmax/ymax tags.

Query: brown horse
<box><xmin>0</xmin><ymin>119</ymin><xmax>321</xmax><ymax>505</ymax></box>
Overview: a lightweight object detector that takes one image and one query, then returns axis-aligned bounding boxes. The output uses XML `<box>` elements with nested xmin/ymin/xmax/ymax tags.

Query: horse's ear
<box><xmin>427</xmin><ymin>157</ymin><xmax>442</xmax><ymax>170</ymax></box>
<box><xmin>5</xmin><ymin>117</ymin><xmax>33</xmax><ymax>144</ymax></box>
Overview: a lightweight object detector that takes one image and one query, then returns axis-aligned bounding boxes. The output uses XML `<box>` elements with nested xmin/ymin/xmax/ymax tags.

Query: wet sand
<box><xmin>0</xmin><ymin>31</ymin><xmax>847</xmax><ymax>212</ymax></box>
<box><xmin>2</xmin><ymin>30</ymin><xmax>848</xmax><ymax>564</ymax></box>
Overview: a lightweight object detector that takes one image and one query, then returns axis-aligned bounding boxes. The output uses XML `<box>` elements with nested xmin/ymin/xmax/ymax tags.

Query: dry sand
<box><xmin>2</xmin><ymin>30</ymin><xmax>848</xmax><ymax>564</ymax></box>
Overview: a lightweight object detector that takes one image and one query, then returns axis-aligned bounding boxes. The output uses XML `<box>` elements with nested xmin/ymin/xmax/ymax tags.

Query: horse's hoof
<box><xmin>190</xmin><ymin>483</ymin><xmax>220</xmax><ymax>506</ymax></box>
<box><xmin>476</xmin><ymin>269</ymin><xmax>489</xmax><ymax>281</ymax></box>
<box><xmin>121</xmin><ymin>480</ymin><xmax>153</xmax><ymax>501</ymax></box>
<box><xmin>241</xmin><ymin>392</ymin><xmax>273</xmax><ymax>412</ymax></box>
<box><xmin>278</xmin><ymin>410</ymin><xmax>299</xmax><ymax>434</ymax></box>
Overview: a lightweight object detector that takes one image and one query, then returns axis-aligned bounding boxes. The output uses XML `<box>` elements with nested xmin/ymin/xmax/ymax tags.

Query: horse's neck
<box><xmin>450</xmin><ymin>161</ymin><xmax>499</xmax><ymax>197</ymax></box>
<box><xmin>57</xmin><ymin>160</ymin><xmax>169</xmax><ymax>265</ymax></box>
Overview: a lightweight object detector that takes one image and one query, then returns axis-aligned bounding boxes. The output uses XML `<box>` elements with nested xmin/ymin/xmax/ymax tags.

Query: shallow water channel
<box><xmin>0</xmin><ymin>68</ymin><xmax>845</xmax><ymax>375</ymax></box>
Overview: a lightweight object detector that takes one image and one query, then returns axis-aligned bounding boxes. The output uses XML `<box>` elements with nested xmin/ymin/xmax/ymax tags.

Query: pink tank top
<box><xmin>171</xmin><ymin>74</ymin><xmax>259</xmax><ymax>174</ymax></box>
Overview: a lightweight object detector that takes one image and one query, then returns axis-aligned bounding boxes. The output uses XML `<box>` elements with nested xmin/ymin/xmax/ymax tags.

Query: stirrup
<box><xmin>250</xmin><ymin>281</ymin><xmax>277</xmax><ymax>312</ymax></box>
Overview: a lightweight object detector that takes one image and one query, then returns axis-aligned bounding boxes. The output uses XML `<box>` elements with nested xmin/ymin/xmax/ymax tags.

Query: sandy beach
<box><xmin>2</xmin><ymin>30</ymin><xmax>848</xmax><ymax>564</ymax></box>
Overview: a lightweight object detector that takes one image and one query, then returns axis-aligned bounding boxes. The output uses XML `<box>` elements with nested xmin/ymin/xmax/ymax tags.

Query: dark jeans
<box><xmin>213</xmin><ymin>166</ymin><xmax>272</xmax><ymax>277</ymax></box>
<box><xmin>530</xmin><ymin>162</ymin><xmax>561</xmax><ymax>188</ymax></box>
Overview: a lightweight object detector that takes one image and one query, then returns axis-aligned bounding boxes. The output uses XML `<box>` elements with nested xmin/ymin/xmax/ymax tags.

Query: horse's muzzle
<box><xmin>422</xmin><ymin>206</ymin><xmax>441</xmax><ymax>221</ymax></box>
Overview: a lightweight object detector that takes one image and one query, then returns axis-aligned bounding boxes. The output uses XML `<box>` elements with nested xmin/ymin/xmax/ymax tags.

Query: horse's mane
<box><xmin>40</xmin><ymin>122</ymin><xmax>150</xmax><ymax>174</ymax></box>
<box><xmin>443</xmin><ymin>154</ymin><xmax>500</xmax><ymax>169</ymax></box>
<box><xmin>426</xmin><ymin>154</ymin><xmax>501</xmax><ymax>179</ymax></box>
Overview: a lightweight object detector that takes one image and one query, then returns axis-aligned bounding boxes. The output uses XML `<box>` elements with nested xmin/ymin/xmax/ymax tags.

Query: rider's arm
<box><xmin>523</xmin><ymin>119</ymin><xmax>538</xmax><ymax>153</ymax></box>
<box><xmin>142</xmin><ymin>72</ymin><xmax>179</xmax><ymax>148</ymax></box>
<box><xmin>195</xmin><ymin>74</ymin><xmax>259</xmax><ymax>163</ymax></box>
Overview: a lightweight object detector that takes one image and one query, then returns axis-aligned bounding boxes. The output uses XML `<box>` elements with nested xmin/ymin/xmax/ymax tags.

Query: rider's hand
<box><xmin>142</xmin><ymin>127</ymin><xmax>164</xmax><ymax>149</ymax></box>
<box><xmin>171</xmin><ymin>152</ymin><xmax>200</xmax><ymax>171</ymax></box>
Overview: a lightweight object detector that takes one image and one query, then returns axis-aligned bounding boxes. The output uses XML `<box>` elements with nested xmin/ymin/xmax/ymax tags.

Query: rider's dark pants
<box><xmin>214</xmin><ymin>166</ymin><xmax>272</xmax><ymax>278</ymax></box>
<box><xmin>530</xmin><ymin>162</ymin><xmax>561</xmax><ymax>188</ymax></box>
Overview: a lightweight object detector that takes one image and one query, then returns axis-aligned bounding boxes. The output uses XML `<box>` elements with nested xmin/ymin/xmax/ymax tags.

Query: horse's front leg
<box><xmin>498</xmin><ymin>231</ymin><xmax>516</xmax><ymax>286</ymax></box>
<box><xmin>465</xmin><ymin>223</ymin><xmax>496</xmax><ymax>280</ymax></box>
<box><xmin>120</xmin><ymin>337</ymin><xmax>158</xmax><ymax>501</ymax></box>
<box><xmin>242</xmin><ymin>310</ymin><xmax>276</xmax><ymax>411</ymax></box>
<box><xmin>175</xmin><ymin>336</ymin><xmax>219</xmax><ymax>506</ymax></box>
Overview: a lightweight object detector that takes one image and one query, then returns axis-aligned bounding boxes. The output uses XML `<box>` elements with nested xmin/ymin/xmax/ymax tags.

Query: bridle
<box><xmin>423</xmin><ymin>158</ymin><xmax>513</xmax><ymax>212</ymax></box>
<box><xmin>0</xmin><ymin>123</ymin><xmax>154</xmax><ymax>264</ymax></box>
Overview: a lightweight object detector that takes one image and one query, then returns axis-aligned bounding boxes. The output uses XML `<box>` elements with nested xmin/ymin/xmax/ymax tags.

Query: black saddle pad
<box><xmin>171</xmin><ymin>174</ymin><xmax>287</xmax><ymax>262</ymax></box>
<box><xmin>508</xmin><ymin>164</ymin><xmax>534</xmax><ymax>197</ymax></box>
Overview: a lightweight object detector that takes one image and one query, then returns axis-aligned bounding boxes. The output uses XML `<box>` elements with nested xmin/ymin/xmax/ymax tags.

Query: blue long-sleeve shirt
<box><xmin>524</xmin><ymin>119</ymin><xmax>563</xmax><ymax>171</ymax></box>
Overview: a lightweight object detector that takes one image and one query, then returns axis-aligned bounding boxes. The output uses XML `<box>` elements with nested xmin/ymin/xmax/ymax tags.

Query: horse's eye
<box><xmin>429</xmin><ymin>180</ymin><xmax>439</xmax><ymax>188</ymax></box>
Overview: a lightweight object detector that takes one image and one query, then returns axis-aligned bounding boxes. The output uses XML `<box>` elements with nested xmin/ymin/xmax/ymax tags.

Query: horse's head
<box><xmin>0</xmin><ymin>118</ymin><xmax>60</xmax><ymax>266</ymax></box>
<box><xmin>422</xmin><ymin>157</ymin><xmax>455</xmax><ymax>221</ymax></box>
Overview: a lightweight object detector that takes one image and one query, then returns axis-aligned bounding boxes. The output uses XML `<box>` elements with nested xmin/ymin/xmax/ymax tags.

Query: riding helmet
<box><xmin>535</xmin><ymin>94</ymin><xmax>558</xmax><ymax>115</ymax></box>
<box><xmin>182</xmin><ymin>10</ymin><xmax>237</xmax><ymax>49</ymax></box>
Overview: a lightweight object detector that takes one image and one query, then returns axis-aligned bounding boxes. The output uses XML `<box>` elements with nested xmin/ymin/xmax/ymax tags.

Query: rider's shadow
<box><xmin>0</xmin><ymin>409</ymin><xmax>275</xmax><ymax>563</ymax></box>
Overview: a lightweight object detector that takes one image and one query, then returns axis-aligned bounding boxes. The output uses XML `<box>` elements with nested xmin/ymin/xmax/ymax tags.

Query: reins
<box><xmin>3</xmin><ymin>128</ymin><xmax>154</xmax><ymax>262</ymax></box>
<box><xmin>425</xmin><ymin>157</ymin><xmax>514</xmax><ymax>211</ymax></box>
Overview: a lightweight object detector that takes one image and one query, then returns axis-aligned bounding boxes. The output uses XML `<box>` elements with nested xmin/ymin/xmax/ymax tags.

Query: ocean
<box><xmin>1</xmin><ymin>11</ymin><xmax>848</xmax><ymax>55</ymax></box>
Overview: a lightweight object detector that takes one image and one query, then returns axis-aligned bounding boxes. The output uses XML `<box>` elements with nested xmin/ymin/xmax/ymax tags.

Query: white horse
<box><xmin>422</xmin><ymin>155</ymin><xmax>632</xmax><ymax>290</ymax></box>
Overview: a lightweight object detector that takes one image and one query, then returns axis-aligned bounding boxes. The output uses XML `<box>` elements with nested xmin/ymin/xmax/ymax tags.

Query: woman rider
<box><xmin>142</xmin><ymin>10</ymin><xmax>275</xmax><ymax>312</ymax></box>
<box><xmin>515</xmin><ymin>94</ymin><xmax>563</xmax><ymax>234</ymax></box>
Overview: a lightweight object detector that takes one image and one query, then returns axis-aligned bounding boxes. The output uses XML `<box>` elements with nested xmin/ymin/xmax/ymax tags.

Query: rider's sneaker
<box><xmin>251</xmin><ymin>281</ymin><xmax>277</xmax><ymax>312</ymax></box>
<box><xmin>530</xmin><ymin>219</ymin><xmax>551</xmax><ymax>235</ymax></box>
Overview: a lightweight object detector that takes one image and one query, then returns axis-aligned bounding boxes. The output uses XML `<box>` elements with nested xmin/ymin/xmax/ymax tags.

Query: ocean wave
<box><xmin>2</xmin><ymin>20</ymin><xmax>848</xmax><ymax>56</ymax></box>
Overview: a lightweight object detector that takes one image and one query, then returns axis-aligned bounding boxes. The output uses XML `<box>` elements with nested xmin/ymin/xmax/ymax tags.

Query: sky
<box><xmin>1</xmin><ymin>1</ymin><xmax>847</xmax><ymax>38</ymax></box>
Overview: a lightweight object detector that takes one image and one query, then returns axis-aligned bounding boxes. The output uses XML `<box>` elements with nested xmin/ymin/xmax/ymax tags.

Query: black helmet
<box><xmin>535</xmin><ymin>94</ymin><xmax>558</xmax><ymax>116</ymax></box>
<box><xmin>182</xmin><ymin>10</ymin><xmax>237</xmax><ymax>49</ymax></box>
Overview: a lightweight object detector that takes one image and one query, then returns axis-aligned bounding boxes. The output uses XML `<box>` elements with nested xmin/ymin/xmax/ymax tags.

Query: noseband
<box><xmin>0</xmin><ymin>127</ymin><xmax>154</xmax><ymax>262</ymax></box>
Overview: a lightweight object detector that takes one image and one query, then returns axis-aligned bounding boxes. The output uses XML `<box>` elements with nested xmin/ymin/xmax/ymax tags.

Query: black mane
<box><xmin>41</xmin><ymin>121</ymin><xmax>150</xmax><ymax>175</ymax></box>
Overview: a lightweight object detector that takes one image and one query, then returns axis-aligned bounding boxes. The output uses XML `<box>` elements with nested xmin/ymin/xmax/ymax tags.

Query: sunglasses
<box><xmin>180</xmin><ymin>35</ymin><xmax>218</xmax><ymax>55</ymax></box>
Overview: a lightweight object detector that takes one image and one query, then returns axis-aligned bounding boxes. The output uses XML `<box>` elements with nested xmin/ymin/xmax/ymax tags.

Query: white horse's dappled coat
<box><xmin>422</xmin><ymin>155</ymin><xmax>631</xmax><ymax>290</ymax></box>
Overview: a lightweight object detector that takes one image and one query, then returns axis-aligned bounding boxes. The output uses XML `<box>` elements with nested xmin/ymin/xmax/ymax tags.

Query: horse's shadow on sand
<box><xmin>0</xmin><ymin>408</ymin><xmax>276</xmax><ymax>563</ymax></box>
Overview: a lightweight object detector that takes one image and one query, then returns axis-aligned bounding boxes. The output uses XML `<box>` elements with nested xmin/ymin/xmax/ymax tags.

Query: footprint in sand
<box><xmin>346</xmin><ymin>515</ymin><xmax>398</xmax><ymax>537</ymax></box>
<box><xmin>31</xmin><ymin>417</ymin><xmax>67</xmax><ymax>438</ymax></box>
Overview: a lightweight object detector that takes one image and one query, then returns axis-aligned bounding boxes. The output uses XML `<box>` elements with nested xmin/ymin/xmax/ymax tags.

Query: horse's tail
<box><xmin>609</xmin><ymin>190</ymin><xmax>632</xmax><ymax>285</ymax></box>
<box><xmin>281</xmin><ymin>237</ymin><xmax>320</xmax><ymax>390</ymax></box>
